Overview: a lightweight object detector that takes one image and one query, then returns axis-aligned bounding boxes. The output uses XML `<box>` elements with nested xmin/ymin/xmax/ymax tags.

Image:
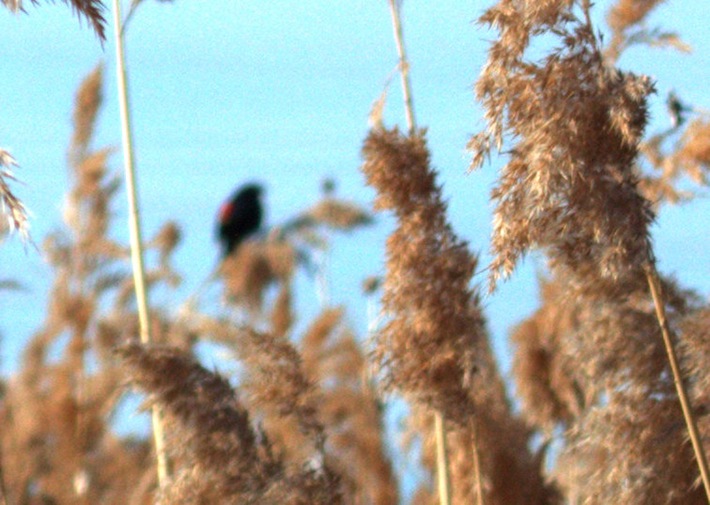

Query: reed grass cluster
<box><xmin>1</xmin><ymin>0</ymin><xmax>708</xmax><ymax>504</ymax></box>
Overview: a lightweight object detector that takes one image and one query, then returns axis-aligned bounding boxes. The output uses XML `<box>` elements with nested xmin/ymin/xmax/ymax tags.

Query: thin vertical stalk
<box><xmin>110</xmin><ymin>0</ymin><xmax>170</xmax><ymax>485</ymax></box>
<box><xmin>387</xmin><ymin>0</ymin><xmax>416</xmax><ymax>134</ymax></box>
<box><xmin>0</xmin><ymin>454</ymin><xmax>8</xmax><ymax>505</ymax></box>
<box><xmin>644</xmin><ymin>263</ymin><xmax>710</xmax><ymax>499</ymax></box>
<box><xmin>470</xmin><ymin>419</ymin><xmax>483</xmax><ymax>505</ymax></box>
<box><xmin>434</xmin><ymin>412</ymin><xmax>452</xmax><ymax>505</ymax></box>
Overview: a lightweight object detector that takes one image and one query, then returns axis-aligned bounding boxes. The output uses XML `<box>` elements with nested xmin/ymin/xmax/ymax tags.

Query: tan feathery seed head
<box><xmin>270</xmin><ymin>284</ymin><xmax>293</xmax><ymax>338</ymax></box>
<box><xmin>510</xmin><ymin>278</ymin><xmax>584</xmax><ymax>430</ymax></box>
<box><xmin>515</xmin><ymin>269</ymin><xmax>705</xmax><ymax>502</ymax></box>
<box><xmin>75</xmin><ymin>148</ymin><xmax>112</xmax><ymax>196</ymax></box>
<box><xmin>301</xmin><ymin>308</ymin><xmax>344</xmax><ymax>370</ymax></box>
<box><xmin>607</xmin><ymin>0</ymin><xmax>666</xmax><ymax>34</ymax></box>
<box><xmin>362</xmin><ymin>127</ymin><xmax>484</xmax><ymax>424</ymax></box>
<box><xmin>118</xmin><ymin>343</ymin><xmax>282</xmax><ymax>502</ymax></box>
<box><xmin>1</xmin><ymin>0</ymin><xmax>21</xmax><ymax>10</ymax></box>
<box><xmin>71</xmin><ymin>64</ymin><xmax>103</xmax><ymax>157</ymax></box>
<box><xmin>221</xmin><ymin>239</ymin><xmax>295</xmax><ymax>311</ymax></box>
<box><xmin>474</xmin><ymin>1</ymin><xmax>656</xmax><ymax>294</ymax></box>
<box><xmin>117</xmin><ymin>343</ymin><xmax>260</xmax><ymax>461</ymax></box>
<box><xmin>234</xmin><ymin>328</ymin><xmax>327</xmax><ymax>462</ymax></box>
<box><xmin>680</xmin><ymin>307</ymin><xmax>710</xmax><ymax>393</ymax></box>
<box><xmin>299</xmin><ymin>314</ymin><xmax>399</xmax><ymax>505</ymax></box>
<box><xmin>149</xmin><ymin>220</ymin><xmax>182</xmax><ymax>264</ymax></box>
<box><xmin>307</xmin><ymin>198</ymin><xmax>373</xmax><ymax>231</ymax></box>
<box><xmin>362</xmin><ymin>127</ymin><xmax>556</xmax><ymax>503</ymax></box>
<box><xmin>2</xmin><ymin>2</ymin><xmax>107</xmax><ymax>41</ymax></box>
<box><xmin>676</xmin><ymin>118</ymin><xmax>710</xmax><ymax>177</ymax></box>
<box><xmin>678</xmin><ymin>308</ymin><xmax>710</xmax><ymax>466</ymax></box>
<box><xmin>604</xmin><ymin>0</ymin><xmax>691</xmax><ymax>63</ymax></box>
<box><xmin>637</xmin><ymin>116</ymin><xmax>709</xmax><ymax>205</ymax></box>
<box><xmin>556</xmin><ymin>389</ymin><xmax>705</xmax><ymax>504</ymax></box>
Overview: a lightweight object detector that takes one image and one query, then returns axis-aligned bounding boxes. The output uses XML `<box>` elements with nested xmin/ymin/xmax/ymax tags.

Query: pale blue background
<box><xmin>1</xmin><ymin>0</ymin><xmax>708</xmax><ymax>394</ymax></box>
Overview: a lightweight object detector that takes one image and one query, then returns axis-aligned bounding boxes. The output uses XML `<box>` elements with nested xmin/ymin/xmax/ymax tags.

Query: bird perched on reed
<box><xmin>216</xmin><ymin>183</ymin><xmax>264</xmax><ymax>257</ymax></box>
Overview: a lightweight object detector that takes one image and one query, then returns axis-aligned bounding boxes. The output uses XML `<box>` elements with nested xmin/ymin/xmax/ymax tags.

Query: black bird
<box><xmin>216</xmin><ymin>183</ymin><xmax>264</xmax><ymax>257</ymax></box>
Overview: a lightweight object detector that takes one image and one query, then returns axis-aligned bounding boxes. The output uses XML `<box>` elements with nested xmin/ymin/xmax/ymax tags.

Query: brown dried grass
<box><xmin>1</xmin><ymin>1</ymin><xmax>709</xmax><ymax>504</ymax></box>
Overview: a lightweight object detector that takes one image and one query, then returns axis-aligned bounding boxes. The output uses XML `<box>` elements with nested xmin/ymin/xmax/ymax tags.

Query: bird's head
<box><xmin>238</xmin><ymin>183</ymin><xmax>263</xmax><ymax>200</ymax></box>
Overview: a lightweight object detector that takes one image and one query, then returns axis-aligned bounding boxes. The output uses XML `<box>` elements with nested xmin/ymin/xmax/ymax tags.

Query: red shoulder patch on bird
<box><xmin>219</xmin><ymin>201</ymin><xmax>234</xmax><ymax>223</ymax></box>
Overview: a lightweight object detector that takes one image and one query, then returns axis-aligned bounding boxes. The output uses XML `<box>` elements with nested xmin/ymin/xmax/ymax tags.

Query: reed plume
<box><xmin>606</xmin><ymin>0</ymin><xmax>690</xmax><ymax>63</ymax></box>
<box><xmin>117</xmin><ymin>343</ymin><xmax>280</xmax><ymax>504</ymax></box>
<box><xmin>2</xmin><ymin>0</ymin><xmax>106</xmax><ymax>40</ymax></box>
<box><xmin>471</xmin><ymin>0</ymin><xmax>655</xmax><ymax>296</ymax></box>
<box><xmin>472</xmin><ymin>0</ymin><xmax>709</xmax><ymax>500</ymax></box>
<box><xmin>301</xmin><ymin>308</ymin><xmax>399</xmax><ymax>505</ymax></box>
<box><xmin>0</xmin><ymin>65</ymin><xmax>161</xmax><ymax>505</ymax></box>
<box><xmin>0</xmin><ymin>149</ymin><xmax>29</xmax><ymax>242</ymax></box>
<box><xmin>362</xmin><ymin>127</ymin><xmax>557</xmax><ymax>504</ymax></box>
<box><xmin>639</xmin><ymin>117</ymin><xmax>710</xmax><ymax>204</ymax></box>
<box><xmin>362</xmin><ymin>128</ymin><xmax>481</xmax><ymax>422</ymax></box>
<box><xmin>118</xmin><ymin>325</ymin><xmax>345</xmax><ymax>504</ymax></box>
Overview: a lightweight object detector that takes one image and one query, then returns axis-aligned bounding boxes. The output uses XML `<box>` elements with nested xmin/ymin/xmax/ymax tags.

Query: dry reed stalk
<box><xmin>645</xmin><ymin>264</ymin><xmax>710</xmax><ymax>497</ymax></box>
<box><xmin>110</xmin><ymin>0</ymin><xmax>169</xmax><ymax>484</ymax></box>
<box><xmin>434</xmin><ymin>412</ymin><xmax>452</xmax><ymax>505</ymax></box>
<box><xmin>387</xmin><ymin>0</ymin><xmax>415</xmax><ymax>134</ymax></box>
<box><xmin>0</xmin><ymin>445</ymin><xmax>7</xmax><ymax>505</ymax></box>
<box><xmin>469</xmin><ymin>419</ymin><xmax>483</xmax><ymax>505</ymax></box>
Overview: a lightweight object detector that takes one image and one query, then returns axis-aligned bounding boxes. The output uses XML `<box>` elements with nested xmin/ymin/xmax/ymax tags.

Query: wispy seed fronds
<box><xmin>71</xmin><ymin>64</ymin><xmax>103</xmax><ymax>159</ymax></box>
<box><xmin>3</xmin><ymin>0</ymin><xmax>107</xmax><ymax>40</ymax></box>
<box><xmin>607</xmin><ymin>0</ymin><xmax>665</xmax><ymax>34</ymax></box>
<box><xmin>361</xmin><ymin>127</ymin><xmax>484</xmax><ymax>425</ymax></box>
<box><xmin>220</xmin><ymin>239</ymin><xmax>296</xmax><ymax>311</ymax></box>
<box><xmin>0</xmin><ymin>149</ymin><xmax>30</xmax><ymax>242</ymax></box>
<box><xmin>639</xmin><ymin>116</ymin><xmax>710</xmax><ymax>204</ymax></box>
<box><xmin>306</xmin><ymin>198</ymin><xmax>373</xmax><ymax>231</ymax></box>
<box><xmin>473</xmin><ymin>0</ymin><xmax>655</xmax><ymax>294</ymax></box>
<box><xmin>118</xmin><ymin>343</ymin><xmax>280</xmax><ymax>501</ymax></box>
<box><xmin>236</xmin><ymin>328</ymin><xmax>327</xmax><ymax>460</ymax></box>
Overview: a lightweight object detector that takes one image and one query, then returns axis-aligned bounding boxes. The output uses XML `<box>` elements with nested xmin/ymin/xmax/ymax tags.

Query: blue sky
<box><xmin>1</xmin><ymin>0</ymin><xmax>709</xmax><ymax>382</ymax></box>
